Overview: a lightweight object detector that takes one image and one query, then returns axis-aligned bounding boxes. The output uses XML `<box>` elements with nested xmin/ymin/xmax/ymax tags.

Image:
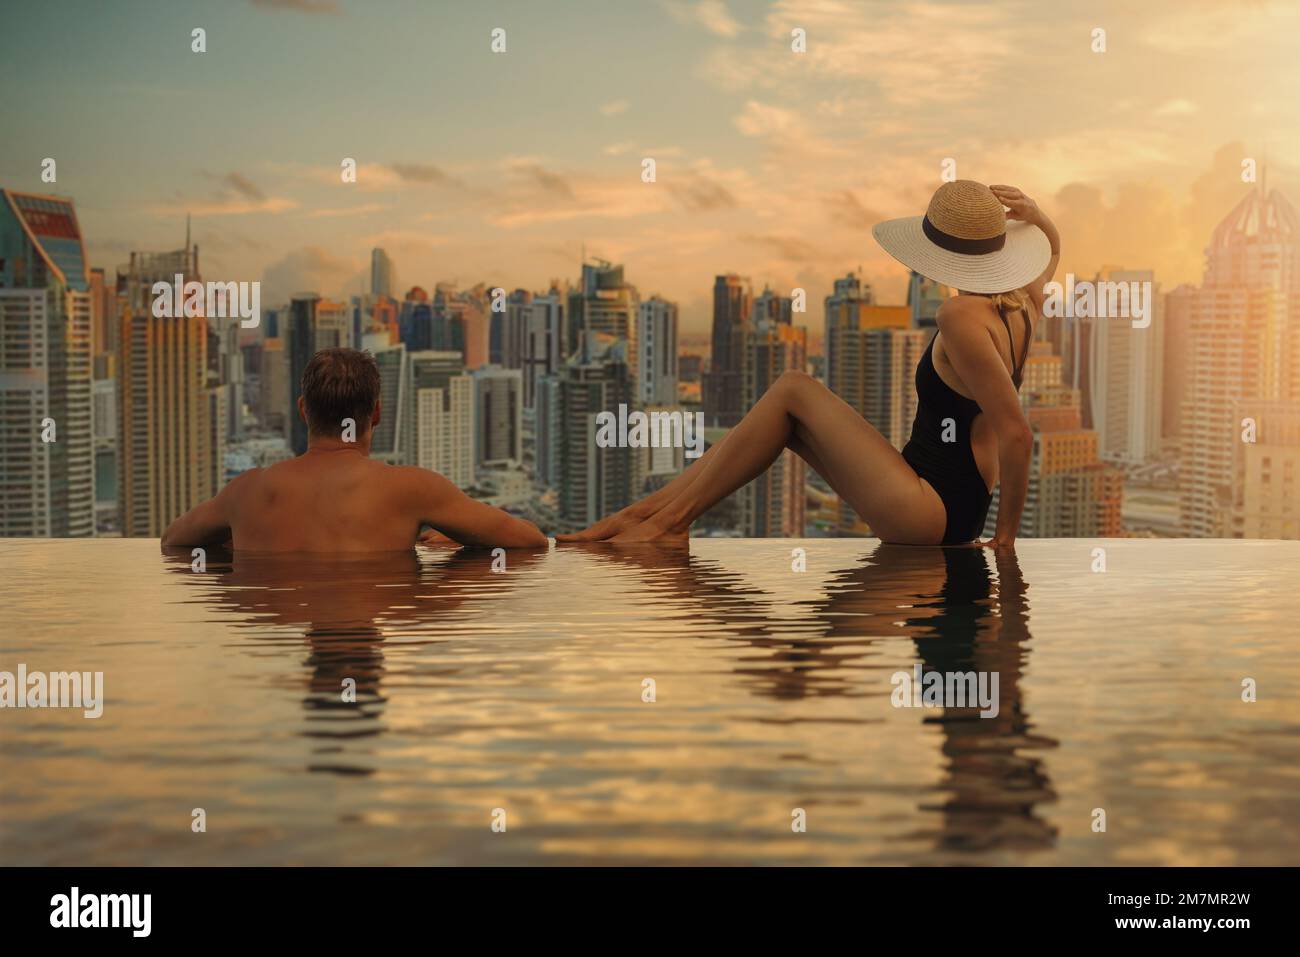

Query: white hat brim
<box><xmin>871</xmin><ymin>216</ymin><xmax>1051</xmax><ymax>294</ymax></box>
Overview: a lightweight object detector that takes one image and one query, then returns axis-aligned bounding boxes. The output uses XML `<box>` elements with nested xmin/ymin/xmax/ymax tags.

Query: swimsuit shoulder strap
<box><xmin>995</xmin><ymin>299</ymin><xmax>1017</xmax><ymax>366</ymax></box>
<box><xmin>1016</xmin><ymin>303</ymin><xmax>1033</xmax><ymax>379</ymax></box>
<box><xmin>995</xmin><ymin>298</ymin><xmax>1032</xmax><ymax>384</ymax></box>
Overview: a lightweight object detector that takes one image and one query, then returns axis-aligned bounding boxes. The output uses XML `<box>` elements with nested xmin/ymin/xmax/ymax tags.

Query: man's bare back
<box><xmin>163</xmin><ymin>449</ymin><xmax>546</xmax><ymax>552</ymax></box>
<box><xmin>161</xmin><ymin>348</ymin><xmax>547</xmax><ymax>553</ymax></box>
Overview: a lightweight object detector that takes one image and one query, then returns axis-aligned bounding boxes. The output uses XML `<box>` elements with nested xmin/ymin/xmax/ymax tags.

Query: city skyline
<box><xmin>2</xmin><ymin>0</ymin><xmax>1297</xmax><ymax>335</ymax></box>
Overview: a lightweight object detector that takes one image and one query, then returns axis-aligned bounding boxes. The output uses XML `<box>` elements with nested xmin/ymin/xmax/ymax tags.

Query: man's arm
<box><xmin>403</xmin><ymin>467</ymin><xmax>548</xmax><ymax>548</ymax></box>
<box><xmin>160</xmin><ymin>470</ymin><xmax>254</xmax><ymax>549</ymax></box>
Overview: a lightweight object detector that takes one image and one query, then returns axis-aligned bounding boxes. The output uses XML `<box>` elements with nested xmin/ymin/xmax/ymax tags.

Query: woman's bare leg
<box><xmin>558</xmin><ymin>426</ymin><xmax>835</xmax><ymax>542</ymax></box>
<box><xmin>556</xmin><ymin>421</ymin><xmax>746</xmax><ymax>541</ymax></box>
<box><xmin>611</xmin><ymin>370</ymin><xmax>948</xmax><ymax>544</ymax></box>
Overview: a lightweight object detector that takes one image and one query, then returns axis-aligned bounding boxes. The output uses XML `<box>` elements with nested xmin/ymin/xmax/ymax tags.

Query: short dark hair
<box><xmin>300</xmin><ymin>348</ymin><xmax>381</xmax><ymax>437</ymax></box>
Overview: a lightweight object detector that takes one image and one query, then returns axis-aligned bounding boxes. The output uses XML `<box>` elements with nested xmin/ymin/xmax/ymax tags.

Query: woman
<box><xmin>557</xmin><ymin>180</ymin><xmax>1060</xmax><ymax>549</ymax></box>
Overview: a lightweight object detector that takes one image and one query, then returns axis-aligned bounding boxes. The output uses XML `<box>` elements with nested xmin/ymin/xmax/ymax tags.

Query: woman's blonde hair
<box><xmin>988</xmin><ymin>287</ymin><xmax>1032</xmax><ymax>316</ymax></box>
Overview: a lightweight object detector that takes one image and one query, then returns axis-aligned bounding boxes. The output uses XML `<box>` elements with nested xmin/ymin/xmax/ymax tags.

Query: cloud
<box><xmin>664</xmin><ymin>0</ymin><xmax>742</xmax><ymax>38</ymax></box>
<box><xmin>222</xmin><ymin>172</ymin><xmax>265</xmax><ymax>201</ymax></box>
<box><xmin>289</xmin><ymin>161</ymin><xmax>466</xmax><ymax>194</ymax></box>
<box><xmin>1154</xmin><ymin>99</ymin><xmax>1199</xmax><ymax>117</ymax></box>
<box><xmin>153</xmin><ymin>197</ymin><xmax>295</xmax><ymax>217</ymax></box>
<box><xmin>600</xmin><ymin>99</ymin><xmax>630</xmax><ymax>117</ymax></box>
<box><xmin>824</xmin><ymin>190</ymin><xmax>882</xmax><ymax>231</ymax></box>
<box><xmin>261</xmin><ymin>246</ymin><xmax>361</xmax><ymax>303</ymax></box>
<box><xmin>733</xmin><ymin>100</ymin><xmax>803</xmax><ymax>139</ymax></box>
<box><xmin>387</xmin><ymin>162</ymin><xmax>458</xmax><ymax>186</ymax></box>
<box><xmin>700</xmin><ymin>0</ymin><xmax>1022</xmax><ymax>107</ymax></box>
<box><xmin>159</xmin><ymin>171</ymin><xmax>293</xmax><ymax>216</ymax></box>
<box><xmin>307</xmin><ymin>202</ymin><xmax>389</xmax><ymax>218</ymax></box>
<box><xmin>486</xmin><ymin>169</ymin><xmax>668</xmax><ymax>229</ymax></box>
<box><xmin>510</xmin><ymin>161</ymin><xmax>577</xmax><ymax>199</ymax></box>
<box><xmin>665</xmin><ymin>170</ymin><xmax>738</xmax><ymax>211</ymax></box>
<box><xmin>740</xmin><ymin>233</ymin><xmax>823</xmax><ymax>263</ymax></box>
<box><xmin>1048</xmin><ymin>142</ymin><xmax>1260</xmax><ymax>287</ymax></box>
<box><xmin>732</xmin><ymin>99</ymin><xmax>846</xmax><ymax>160</ymax></box>
<box><xmin>249</xmin><ymin>0</ymin><xmax>342</xmax><ymax>14</ymax></box>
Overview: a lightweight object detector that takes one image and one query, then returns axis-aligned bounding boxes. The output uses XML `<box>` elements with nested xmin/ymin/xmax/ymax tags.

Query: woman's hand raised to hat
<box><xmin>989</xmin><ymin>185</ymin><xmax>1042</xmax><ymax>227</ymax></box>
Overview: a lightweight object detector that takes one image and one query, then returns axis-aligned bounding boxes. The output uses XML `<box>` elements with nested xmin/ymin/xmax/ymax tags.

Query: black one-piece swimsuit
<box><xmin>900</xmin><ymin>300</ymin><xmax>1030</xmax><ymax>545</ymax></box>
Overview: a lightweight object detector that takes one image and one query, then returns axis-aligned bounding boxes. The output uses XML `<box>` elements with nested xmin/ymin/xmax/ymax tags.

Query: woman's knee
<box><xmin>772</xmin><ymin>368</ymin><xmax>821</xmax><ymax>410</ymax></box>
<box><xmin>774</xmin><ymin>368</ymin><xmax>815</xmax><ymax>396</ymax></box>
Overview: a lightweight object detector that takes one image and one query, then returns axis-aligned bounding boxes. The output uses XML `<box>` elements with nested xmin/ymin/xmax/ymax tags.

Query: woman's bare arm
<box><xmin>936</xmin><ymin>302</ymin><xmax>1033</xmax><ymax>547</ymax></box>
<box><xmin>990</xmin><ymin>184</ymin><xmax>1059</xmax><ymax>313</ymax></box>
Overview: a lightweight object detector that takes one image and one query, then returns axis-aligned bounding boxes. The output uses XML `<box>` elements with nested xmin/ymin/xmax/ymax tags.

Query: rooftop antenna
<box><xmin>185</xmin><ymin>212</ymin><xmax>191</xmax><ymax>252</ymax></box>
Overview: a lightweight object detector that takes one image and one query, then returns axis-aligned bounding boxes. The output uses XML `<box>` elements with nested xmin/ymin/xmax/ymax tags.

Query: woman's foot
<box><xmin>555</xmin><ymin>506</ymin><xmax>649</xmax><ymax>543</ymax></box>
<box><xmin>609</xmin><ymin>514</ymin><xmax>689</xmax><ymax>544</ymax></box>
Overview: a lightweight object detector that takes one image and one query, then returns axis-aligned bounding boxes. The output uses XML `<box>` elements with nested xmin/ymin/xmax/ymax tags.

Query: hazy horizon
<box><xmin>2</xmin><ymin>0</ymin><xmax>1296</xmax><ymax>334</ymax></box>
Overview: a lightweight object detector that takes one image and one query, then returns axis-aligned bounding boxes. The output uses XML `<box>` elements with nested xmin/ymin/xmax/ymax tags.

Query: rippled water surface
<box><xmin>2</xmin><ymin>538</ymin><xmax>1298</xmax><ymax>865</ymax></box>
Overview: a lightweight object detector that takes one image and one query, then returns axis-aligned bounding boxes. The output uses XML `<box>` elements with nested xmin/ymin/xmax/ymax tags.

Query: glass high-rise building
<box><xmin>116</xmin><ymin>240</ymin><xmax>218</xmax><ymax>537</ymax></box>
<box><xmin>637</xmin><ymin>296</ymin><xmax>678</xmax><ymax>407</ymax></box>
<box><xmin>704</xmin><ymin>274</ymin><xmax>751</xmax><ymax>427</ymax></box>
<box><xmin>1180</xmin><ymin>183</ymin><xmax>1300</xmax><ymax>537</ymax></box>
<box><xmin>370</xmin><ymin>248</ymin><xmax>394</xmax><ymax>299</ymax></box>
<box><xmin>0</xmin><ymin>189</ymin><xmax>94</xmax><ymax>537</ymax></box>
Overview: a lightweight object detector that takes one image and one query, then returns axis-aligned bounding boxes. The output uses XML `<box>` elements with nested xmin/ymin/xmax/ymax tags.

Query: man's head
<box><xmin>298</xmin><ymin>348</ymin><xmax>382</xmax><ymax>442</ymax></box>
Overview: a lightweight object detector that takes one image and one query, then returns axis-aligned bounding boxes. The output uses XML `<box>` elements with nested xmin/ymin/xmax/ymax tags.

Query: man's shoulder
<box><xmin>220</xmin><ymin>466</ymin><xmax>264</xmax><ymax>496</ymax></box>
<box><xmin>385</xmin><ymin>464</ymin><xmax>450</xmax><ymax>488</ymax></box>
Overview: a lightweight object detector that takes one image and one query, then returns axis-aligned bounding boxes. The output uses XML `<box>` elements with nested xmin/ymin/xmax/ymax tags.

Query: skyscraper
<box><xmin>752</xmin><ymin>286</ymin><xmax>793</xmax><ymax>326</ymax></box>
<box><xmin>399</xmin><ymin>286</ymin><xmax>434</xmax><ymax>352</ymax></box>
<box><xmin>367</xmin><ymin>341</ymin><xmax>407</xmax><ymax>464</ymax></box>
<box><xmin>570</xmin><ymin>259</ymin><xmax>638</xmax><ymax>371</ymax></box>
<box><xmin>317</xmin><ymin>297</ymin><xmax>352</xmax><ymax>350</ymax></box>
<box><xmin>741</xmin><ymin>320</ymin><xmax>807</xmax><ymax>537</ymax></box>
<box><xmin>1180</xmin><ymin>183</ymin><xmax>1300</xmax><ymax>537</ymax></box>
<box><xmin>1226</xmin><ymin>399</ymin><xmax>1300</xmax><ymax>538</ymax></box>
<box><xmin>520</xmin><ymin>291</ymin><xmax>564</xmax><ymax>411</ymax></box>
<box><xmin>115</xmin><ymin>241</ymin><xmax>216</xmax><ymax>537</ymax></box>
<box><xmin>498</xmin><ymin>288</ymin><xmax>532</xmax><ymax>371</ymax></box>
<box><xmin>985</xmin><ymin>341</ymin><xmax>1123</xmax><ymax>538</ymax></box>
<box><xmin>823</xmin><ymin>281</ymin><xmax>919</xmax><ymax>535</ymax></box>
<box><xmin>472</xmin><ymin>366</ymin><xmax>523</xmax><ymax>467</ymax></box>
<box><xmin>258</xmin><ymin>335</ymin><xmax>289</xmax><ymax>437</ymax></box>
<box><xmin>406</xmin><ymin>351</ymin><xmax>472</xmax><ymax>484</ymax></box>
<box><xmin>0</xmin><ymin>190</ymin><xmax>94</xmax><ymax>536</ymax></box>
<box><xmin>551</xmin><ymin>337</ymin><xmax>634</xmax><ymax>529</ymax></box>
<box><xmin>287</xmin><ymin>294</ymin><xmax>321</xmax><ymax>455</ymax></box>
<box><xmin>370</xmin><ymin>248</ymin><xmax>394</xmax><ymax>299</ymax></box>
<box><xmin>1161</xmin><ymin>283</ymin><xmax>1196</xmax><ymax>453</ymax></box>
<box><xmin>410</xmin><ymin>353</ymin><xmax>473</xmax><ymax>488</ymax></box>
<box><xmin>1082</xmin><ymin>268</ymin><xmax>1163</xmax><ymax>466</ymax></box>
<box><xmin>637</xmin><ymin>296</ymin><xmax>678</xmax><ymax>407</ymax></box>
<box><xmin>704</xmin><ymin>273</ymin><xmax>752</xmax><ymax>427</ymax></box>
<box><xmin>823</xmin><ymin>272</ymin><xmax>879</xmax><ymax>396</ymax></box>
<box><xmin>906</xmin><ymin>270</ymin><xmax>949</xmax><ymax>329</ymax></box>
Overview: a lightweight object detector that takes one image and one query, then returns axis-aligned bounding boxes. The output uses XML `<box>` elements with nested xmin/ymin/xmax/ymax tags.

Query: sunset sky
<box><xmin>2</xmin><ymin>0</ymin><xmax>1297</xmax><ymax>339</ymax></box>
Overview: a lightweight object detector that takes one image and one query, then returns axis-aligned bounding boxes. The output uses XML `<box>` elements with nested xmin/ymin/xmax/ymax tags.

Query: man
<box><xmin>161</xmin><ymin>348</ymin><xmax>547</xmax><ymax>552</ymax></box>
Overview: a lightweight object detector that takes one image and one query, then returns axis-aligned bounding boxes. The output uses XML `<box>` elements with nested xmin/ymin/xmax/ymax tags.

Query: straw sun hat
<box><xmin>872</xmin><ymin>180</ymin><xmax>1051</xmax><ymax>294</ymax></box>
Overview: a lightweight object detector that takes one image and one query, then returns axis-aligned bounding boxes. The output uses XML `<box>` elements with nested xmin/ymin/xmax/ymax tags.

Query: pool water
<box><xmin>1</xmin><ymin>537</ymin><xmax>1297</xmax><ymax>865</ymax></box>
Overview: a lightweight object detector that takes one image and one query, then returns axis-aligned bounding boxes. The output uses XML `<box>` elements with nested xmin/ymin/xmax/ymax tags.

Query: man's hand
<box><xmin>417</xmin><ymin>527</ymin><xmax>460</xmax><ymax>547</ymax></box>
